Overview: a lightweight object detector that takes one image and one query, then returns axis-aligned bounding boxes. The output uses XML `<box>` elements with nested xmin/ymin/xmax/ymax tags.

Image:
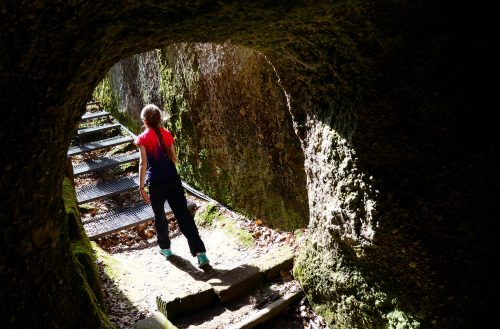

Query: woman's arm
<box><xmin>138</xmin><ymin>145</ymin><xmax>150</xmax><ymax>204</ymax></box>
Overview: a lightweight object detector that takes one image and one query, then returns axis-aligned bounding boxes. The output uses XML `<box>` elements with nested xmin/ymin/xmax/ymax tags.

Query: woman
<box><xmin>135</xmin><ymin>104</ymin><xmax>209</xmax><ymax>268</ymax></box>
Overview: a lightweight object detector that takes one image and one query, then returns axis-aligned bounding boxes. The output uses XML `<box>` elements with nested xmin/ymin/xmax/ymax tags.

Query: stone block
<box><xmin>207</xmin><ymin>264</ymin><xmax>264</xmax><ymax>303</ymax></box>
<box><xmin>156</xmin><ymin>284</ymin><xmax>216</xmax><ymax>319</ymax></box>
<box><xmin>251</xmin><ymin>246</ymin><xmax>294</xmax><ymax>280</ymax></box>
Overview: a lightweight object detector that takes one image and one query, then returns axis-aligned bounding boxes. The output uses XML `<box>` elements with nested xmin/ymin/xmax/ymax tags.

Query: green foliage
<box><xmin>194</xmin><ymin>202</ymin><xmax>222</xmax><ymax>226</ymax></box>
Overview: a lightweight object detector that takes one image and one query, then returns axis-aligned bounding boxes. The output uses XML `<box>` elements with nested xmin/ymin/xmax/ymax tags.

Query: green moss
<box><xmin>194</xmin><ymin>202</ymin><xmax>222</xmax><ymax>226</ymax></box>
<box><xmin>111</xmin><ymin>107</ymin><xmax>142</xmax><ymax>135</ymax></box>
<box><xmin>62</xmin><ymin>177</ymin><xmax>81</xmax><ymax>220</ymax></box>
<box><xmin>72</xmin><ymin>241</ymin><xmax>104</xmax><ymax>306</ymax></box>
<box><xmin>195</xmin><ymin>202</ymin><xmax>254</xmax><ymax>247</ymax></box>
<box><xmin>92</xmin><ymin>74</ymin><xmax>142</xmax><ymax>134</ymax></box>
<box><xmin>220</xmin><ymin>218</ymin><xmax>254</xmax><ymax>248</ymax></box>
<box><xmin>62</xmin><ymin>177</ymin><xmax>111</xmax><ymax>328</ymax></box>
<box><xmin>293</xmin><ymin>239</ymin><xmax>423</xmax><ymax>329</ymax></box>
<box><xmin>91</xmin><ymin>242</ymin><xmax>127</xmax><ymax>284</ymax></box>
<box><xmin>387</xmin><ymin>310</ymin><xmax>420</xmax><ymax>329</ymax></box>
<box><xmin>92</xmin><ymin>75</ymin><xmax>118</xmax><ymax>116</ymax></box>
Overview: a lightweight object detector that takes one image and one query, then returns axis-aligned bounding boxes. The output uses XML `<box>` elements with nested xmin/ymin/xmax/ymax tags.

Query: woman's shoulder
<box><xmin>160</xmin><ymin>128</ymin><xmax>174</xmax><ymax>142</ymax></box>
<box><xmin>135</xmin><ymin>129</ymin><xmax>152</xmax><ymax>144</ymax></box>
<box><xmin>160</xmin><ymin>127</ymin><xmax>173</xmax><ymax>135</ymax></box>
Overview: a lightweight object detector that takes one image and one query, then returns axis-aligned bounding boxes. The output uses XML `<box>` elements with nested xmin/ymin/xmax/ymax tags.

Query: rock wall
<box><xmin>101</xmin><ymin>43</ymin><xmax>309</xmax><ymax>229</ymax></box>
<box><xmin>107</xmin><ymin>51</ymin><xmax>163</xmax><ymax>132</ymax></box>
<box><xmin>158</xmin><ymin>43</ymin><xmax>308</xmax><ymax>229</ymax></box>
<box><xmin>278</xmin><ymin>3</ymin><xmax>497</xmax><ymax>328</ymax></box>
<box><xmin>1</xmin><ymin>1</ymin><xmax>496</xmax><ymax>328</ymax></box>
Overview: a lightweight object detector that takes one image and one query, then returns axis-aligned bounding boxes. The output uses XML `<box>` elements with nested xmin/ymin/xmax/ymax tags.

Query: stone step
<box><xmin>144</xmin><ymin>286</ymin><xmax>302</xmax><ymax>329</ymax></box>
<box><xmin>156</xmin><ymin>246</ymin><xmax>295</xmax><ymax>320</ymax></box>
<box><xmin>226</xmin><ymin>289</ymin><xmax>303</xmax><ymax>329</ymax></box>
<box><xmin>72</xmin><ymin>152</ymin><xmax>139</xmax><ymax>176</ymax></box>
<box><xmin>207</xmin><ymin>264</ymin><xmax>263</xmax><ymax>304</ymax></box>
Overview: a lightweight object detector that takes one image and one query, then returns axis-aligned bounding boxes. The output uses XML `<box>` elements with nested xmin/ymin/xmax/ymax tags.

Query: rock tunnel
<box><xmin>0</xmin><ymin>1</ymin><xmax>497</xmax><ymax>328</ymax></box>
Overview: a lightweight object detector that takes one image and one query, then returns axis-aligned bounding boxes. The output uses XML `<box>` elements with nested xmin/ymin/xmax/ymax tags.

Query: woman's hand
<box><xmin>139</xmin><ymin>187</ymin><xmax>150</xmax><ymax>204</ymax></box>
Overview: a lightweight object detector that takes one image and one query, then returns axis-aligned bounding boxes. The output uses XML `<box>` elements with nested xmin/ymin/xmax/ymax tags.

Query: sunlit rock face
<box><xmin>105</xmin><ymin>51</ymin><xmax>163</xmax><ymax>130</ymax></box>
<box><xmin>105</xmin><ymin>43</ymin><xmax>308</xmax><ymax>229</ymax></box>
<box><xmin>160</xmin><ymin>43</ymin><xmax>310</xmax><ymax>229</ymax></box>
<box><xmin>0</xmin><ymin>1</ymin><xmax>496</xmax><ymax>328</ymax></box>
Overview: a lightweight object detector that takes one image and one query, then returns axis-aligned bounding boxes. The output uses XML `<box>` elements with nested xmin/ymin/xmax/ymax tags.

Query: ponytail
<box><xmin>141</xmin><ymin>104</ymin><xmax>175</xmax><ymax>162</ymax></box>
<box><xmin>152</xmin><ymin>126</ymin><xmax>175</xmax><ymax>161</ymax></box>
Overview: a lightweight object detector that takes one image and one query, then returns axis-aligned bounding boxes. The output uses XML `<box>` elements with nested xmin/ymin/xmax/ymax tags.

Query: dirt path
<box><xmin>90</xmin><ymin>197</ymin><xmax>329</xmax><ymax>329</ymax></box>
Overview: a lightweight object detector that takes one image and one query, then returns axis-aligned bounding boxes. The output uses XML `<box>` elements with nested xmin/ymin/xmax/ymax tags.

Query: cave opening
<box><xmin>66</xmin><ymin>43</ymin><xmax>313</xmax><ymax>328</ymax></box>
<box><xmin>1</xmin><ymin>1</ymin><xmax>496</xmax><ymax>328</ymax></box>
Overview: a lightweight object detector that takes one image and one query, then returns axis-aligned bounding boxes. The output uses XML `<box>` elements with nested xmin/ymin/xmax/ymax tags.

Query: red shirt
<box><xmin>135</xmin><ymin>128</ymin><xmax>177</xmax><ymax>181</ymax></box>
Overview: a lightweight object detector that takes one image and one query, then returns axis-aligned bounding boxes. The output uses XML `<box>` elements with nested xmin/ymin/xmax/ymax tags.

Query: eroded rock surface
<box><xmin>0</xmin><ymin>1</ymin><xmax>496</xmax><ymax>328</ymax></box>
<box><xmin>102</xmin><ymin>43</ymin><xmax>308</xmax><ymax>229</ymax></box>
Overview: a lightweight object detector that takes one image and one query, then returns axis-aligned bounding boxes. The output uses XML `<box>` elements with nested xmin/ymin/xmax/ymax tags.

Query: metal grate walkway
<box><xmin>83</xmin><ymin>199</ymin><xmax>196</xmax><ymax>240</ymax></box>
<box><xmin>81</xmin><ymin>110</ymin><xmax>110</xmax><ymax>121</ymax></box>
<box><xmin>76</xmin><ymin>175</ymin><xmax>139</xmax><ymax>204</ymax></box>
<box><xmin>77</xmin><ymin>123</ymin><xmax>121</xmax><ymax>136</ymax></box>
<box><xmin>73</xmin><ymin>152</ymin><xmax>139</xmax><ymax>176</ymax></box>
<box><xmin>69</xmin><ymin>104</ymin><xmax>208</xmax><ymax>240</ymax></box>
<box><xmin>68</xmin><ymin>135</ymin><xmax>134</xmax><ymax>156</ymax></box>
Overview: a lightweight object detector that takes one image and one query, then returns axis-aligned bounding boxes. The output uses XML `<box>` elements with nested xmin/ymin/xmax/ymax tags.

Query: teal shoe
<box><xmin>160</xmin><ymin>248</ymin><xmax>173</xmax><ymax>259</ymax></box>
<box><xmin>197</xmin><ymin>252</ymin><xmax>209</xmax><ymax>268</ymax></box>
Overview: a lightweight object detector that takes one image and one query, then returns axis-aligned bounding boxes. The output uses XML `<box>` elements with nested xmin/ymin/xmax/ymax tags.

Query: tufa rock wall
<box><xmin>159</xmin><ymin>43</ymin><xmax>309</xmax><ymax>229</ymax></box>
<box><xmin>0</xmin><ymin>1</ymin><xmax>496</xmax><ymax>328</ymax></box>
<box><xmin>100</xmin><ymin>43</ymin><xmax>309</xmax><ymax>229</ymax></box>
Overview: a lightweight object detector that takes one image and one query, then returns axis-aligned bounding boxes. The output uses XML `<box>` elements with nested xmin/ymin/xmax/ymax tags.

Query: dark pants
<box><xmin>149</xmin><ymin>178</ymin><xmax>206</xmax><ymax>256</ymax></box>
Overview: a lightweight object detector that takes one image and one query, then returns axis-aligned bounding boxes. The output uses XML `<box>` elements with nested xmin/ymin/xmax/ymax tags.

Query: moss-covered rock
<box><xmin>158</xmin><ymin>43</ymin><xmax>309</xmax><ymax>230</ymax></box>
<box><xmin>0</xmin><ymin>1</ymin><xmax>496</xmax><ymax>328</ymax></box>
<box><xmin>64</xmin><ymin>178</ymin><xmax>111</xmax><ymax>327</ymax></box>
<box><xmin>195</xmin><ymin>202</ymin><xmax>254</xmax><ymax>247</ymax></box>
<box><xmin>101</xmin><ymin>43</ymin><xmax>309</xmax><ymax>230</ymax></box>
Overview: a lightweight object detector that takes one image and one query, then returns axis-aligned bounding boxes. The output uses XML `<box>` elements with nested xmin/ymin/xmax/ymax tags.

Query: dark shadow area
<box><xmin>167</xmin><ymin>254</ymin><xmax>224</xmax><ymax>281</ymax></box>
<box><xmin>173</xmin><ymin>278</ymin><xmax>298</xmax><ymax>328</ymax></box>
<box><xmin>95</xmin><ymin>259</ymin><xmax>148</xmax><ymax>328</ymax></box>
<box><xmin>279</xmin><ymin>2</ymin><xmax>498</xmax><ymax>328</ymax></box>
<box><xmin>1</xmin><ymin>1</ymin><xmax>497</xmax><ymax>328</ymax></box>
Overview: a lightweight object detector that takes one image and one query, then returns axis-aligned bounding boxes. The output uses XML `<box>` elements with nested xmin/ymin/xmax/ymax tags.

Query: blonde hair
<box><xmin>140</xmin><ymin>104</ymin><xmax>174</xmax><ymax>161</ymax></box>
